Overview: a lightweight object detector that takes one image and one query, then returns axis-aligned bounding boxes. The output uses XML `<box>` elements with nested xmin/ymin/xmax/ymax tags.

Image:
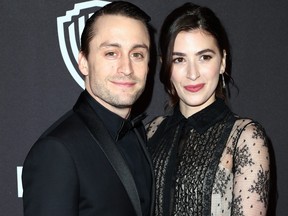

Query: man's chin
<box><xmin>112</xmin><ymin>100</ymin><xmax>134</xmax><ymax>109</ymax></box>
<box><xmin>115</xmin><ymin>94</ymin><xmax>141</xmax><ymax>107</ymax></box>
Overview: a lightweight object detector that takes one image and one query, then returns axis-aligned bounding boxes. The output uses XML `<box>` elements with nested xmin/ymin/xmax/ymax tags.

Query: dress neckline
<box><xmin>168</xmin><ymin>99</ymin><xmax>231</xmax><ymax>134</ymax></box>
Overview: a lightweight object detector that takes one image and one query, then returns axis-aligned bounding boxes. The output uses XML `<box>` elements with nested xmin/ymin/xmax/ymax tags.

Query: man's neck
<box><xmin>86</xmin><ymin>91</ymin><xmax>131</xmax><ymax>119</ymax></box>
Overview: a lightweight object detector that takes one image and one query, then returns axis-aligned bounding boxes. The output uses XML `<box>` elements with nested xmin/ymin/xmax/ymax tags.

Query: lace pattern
<box><xmin>147</xmin><ymin>106</ymin><xmax>270</xmax><ymax>216</ymax></box>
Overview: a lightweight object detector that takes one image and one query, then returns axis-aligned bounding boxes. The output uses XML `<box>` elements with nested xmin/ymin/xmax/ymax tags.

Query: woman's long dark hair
<box><xmin>159</xmin><ymin>2</ymin><xmax>232</xmax><ymax>107</ymax></box>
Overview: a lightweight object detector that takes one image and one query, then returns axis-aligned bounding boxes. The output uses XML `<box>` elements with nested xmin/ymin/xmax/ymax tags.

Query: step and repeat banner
<box><xmin>1</xmin><ymin>0</ymin><xmax>287</xmax><ymax>215</ymax></box>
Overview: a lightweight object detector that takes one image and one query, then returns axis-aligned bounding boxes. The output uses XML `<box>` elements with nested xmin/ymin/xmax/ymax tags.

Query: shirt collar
<box><xmin>168</xmin><ymin>99</ymin><xmax>231</xmax><ymax>134</ymax></box>
<box><xmin>83</xmin><ymin>90</ymin><xmax>146</xmax><ymax>141</ymax></box>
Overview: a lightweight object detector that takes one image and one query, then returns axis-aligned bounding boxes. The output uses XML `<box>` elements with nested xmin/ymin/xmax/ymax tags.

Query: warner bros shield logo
<box><xmin>57</xmin><ymin>0</ymin><xmax>110</xmax><ymax>89</ymax></box>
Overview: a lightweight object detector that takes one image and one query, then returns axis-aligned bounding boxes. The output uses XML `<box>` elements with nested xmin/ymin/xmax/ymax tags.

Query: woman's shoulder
<box><xmin>232</xmin><ymin>116</ymin><xmax>268</xmax><ymax>144</ymax></box>
<box><xmin>234</xmin><ymin>116</ymin><xmax>265</xmax><ymax>131</ymax></box>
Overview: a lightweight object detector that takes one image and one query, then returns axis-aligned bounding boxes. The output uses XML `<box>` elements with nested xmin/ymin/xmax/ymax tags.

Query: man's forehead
<box><xmin>91</xmin><ymin>15</ymin><xmax>150</xmax><ymax>48</ymax></box>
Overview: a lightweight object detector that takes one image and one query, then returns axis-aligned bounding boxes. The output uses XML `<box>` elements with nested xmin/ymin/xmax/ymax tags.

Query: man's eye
<box><xmin>105</xmin><ymin>52</ymin><xmax>116</xmax><ymax>57</ymax></box>
<box><xmin>131</xmin><ymin>53</ymin><xmax>144</xmax><ymax>59</ymax></box>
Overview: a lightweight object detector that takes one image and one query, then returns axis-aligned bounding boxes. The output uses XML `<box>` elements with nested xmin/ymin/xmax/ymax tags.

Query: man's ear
<box><xmin>78</xmin><ymin>52</ymin><xmax>89</xmax><ymax>76</ymax></box>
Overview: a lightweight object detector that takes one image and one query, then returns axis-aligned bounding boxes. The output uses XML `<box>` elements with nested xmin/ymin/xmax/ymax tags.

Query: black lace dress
<box><xmin>146</xmin><ymin>99</ymin><xmax>270</xmax><ymax>216</ymax></box>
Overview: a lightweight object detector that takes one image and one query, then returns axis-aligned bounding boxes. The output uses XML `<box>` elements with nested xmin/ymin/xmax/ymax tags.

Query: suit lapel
<box><xmin>134</xmin><ymin>128</ymin><xmax>155</xmax><ymax>216</ymax></box>
<box><xmin>74</xmin><ymin>94</ymin><xmax>142</xmax><ymax>216</ymax></box>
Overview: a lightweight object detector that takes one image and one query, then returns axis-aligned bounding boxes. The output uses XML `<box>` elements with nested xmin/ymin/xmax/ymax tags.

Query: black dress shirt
<box><xmin>84</xmin><ymin>91</ymin><xmax>151</xmax><ymax>216</ymax></box>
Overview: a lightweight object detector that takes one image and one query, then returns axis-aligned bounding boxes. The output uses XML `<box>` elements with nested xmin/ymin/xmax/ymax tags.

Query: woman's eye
<box><xmin>200</xmin><ymin>55</ymin><xmax>212</xmax><ymax>61</ymax></box>
<box><xmin>173</xmin><ymin>57</ymin><xmax>185</xmax><ymax>63</ymax></box>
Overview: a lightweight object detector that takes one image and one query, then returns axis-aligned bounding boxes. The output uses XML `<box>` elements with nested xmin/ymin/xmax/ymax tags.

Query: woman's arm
<box><xmin>232</xmin><ymin>122</ymin><xmax>270</xmax><ymax>215</ymax></box>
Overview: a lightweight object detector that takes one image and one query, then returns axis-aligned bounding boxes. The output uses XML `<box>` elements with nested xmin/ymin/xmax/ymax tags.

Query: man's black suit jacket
<box><xmin>22</xmin><ymin>92</ymin><xmax>155</xmax><ymax>216</ymax></box>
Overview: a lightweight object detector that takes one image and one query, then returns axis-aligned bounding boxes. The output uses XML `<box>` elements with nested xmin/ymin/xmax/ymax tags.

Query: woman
<box><xmin>146</xmin><ymin>2</ymin><xmax>270</xmax><ymax>215</ymax></box>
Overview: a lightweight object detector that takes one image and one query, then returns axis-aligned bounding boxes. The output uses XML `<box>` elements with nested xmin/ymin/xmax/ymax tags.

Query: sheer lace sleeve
<box><xmin>145</xmin><ymin>116</ymin><xmax>166</xmax><ymax>140</ymax></box>
<box><xmin>232</xmin><ymin>122</ymin><xmax>270</xmax><ymax>215</ymax></box>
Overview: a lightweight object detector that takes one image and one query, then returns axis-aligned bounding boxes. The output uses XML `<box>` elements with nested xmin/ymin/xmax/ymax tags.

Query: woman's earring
<box><xmin>221</xmin><ymin>73</ymin><xmax>226</xmax><ymax>89</ymax></box>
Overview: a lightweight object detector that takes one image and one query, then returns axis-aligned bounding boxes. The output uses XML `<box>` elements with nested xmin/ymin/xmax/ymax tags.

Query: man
<box><xmin>22</xmin><ymin>1</ymin><xmax>154</xmax><ymax>216</ymax></box>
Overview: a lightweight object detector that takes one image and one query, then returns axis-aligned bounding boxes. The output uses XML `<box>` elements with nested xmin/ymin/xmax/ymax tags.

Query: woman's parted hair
<box><xmin>159</xmin><ymin>2</ymin><xmax>232</xmax><ymax>107</ymax></box>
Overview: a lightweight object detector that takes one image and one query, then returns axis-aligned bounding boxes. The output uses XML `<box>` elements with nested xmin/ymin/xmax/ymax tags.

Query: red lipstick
<box><xmin>184</xmin><ymin>84</ymin><xmax>205</xmax><ymax>92</ymax></box>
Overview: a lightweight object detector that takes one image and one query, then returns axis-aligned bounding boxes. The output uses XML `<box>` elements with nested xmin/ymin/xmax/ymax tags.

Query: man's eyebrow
<box><xmin>132</xmin><ymin>44</ymin><xmax>149</xmax><ymax>51</ymax></box>
<box><xmin>99</xmin><ymin>42</ymin><xmax>149</xmax><ymax>50</ymax></box>
<box><xmin>99</xmin><ymin>42</ymin><xmax>121</xmax><ymax>48</ymax></box>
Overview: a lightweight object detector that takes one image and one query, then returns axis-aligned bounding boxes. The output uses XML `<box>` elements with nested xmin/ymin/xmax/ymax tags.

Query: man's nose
<box><xmin>118</xmin><ymin>56</ymin><xmax>133</xmax><ymax>76</ymax></box>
